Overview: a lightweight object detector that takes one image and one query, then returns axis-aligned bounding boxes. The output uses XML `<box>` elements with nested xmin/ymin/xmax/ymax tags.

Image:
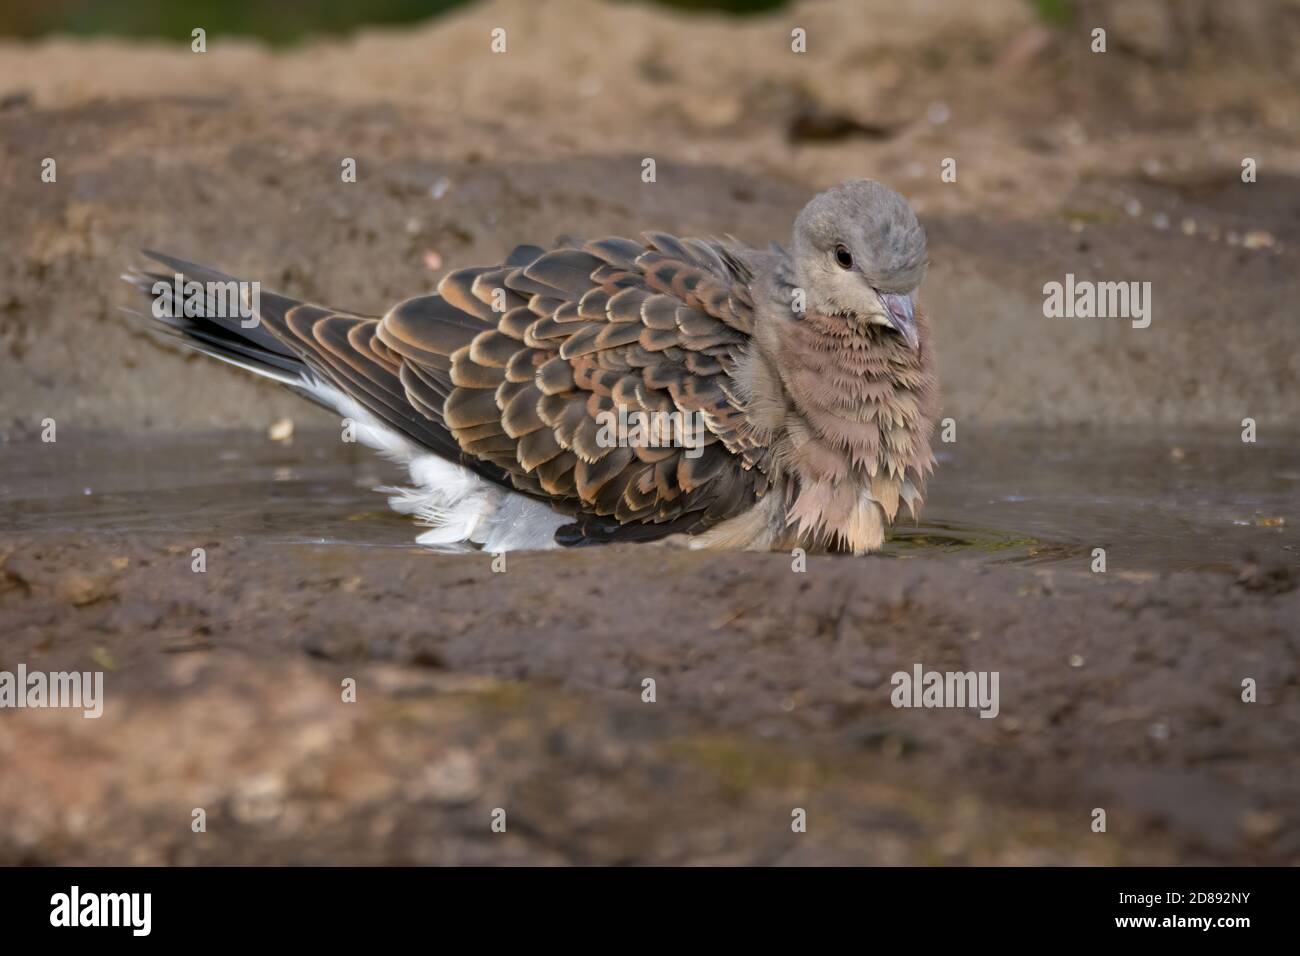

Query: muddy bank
<box><xmin>1</xmin><ymin>426</ymin><xmax>1297</xmax><ymax>865</ymax></box>
<box><xmin>2</xmin><ymin>516</ymin><xmax>1296</xmax><ymax>865</ymax></box>
<box><xmin>1</xmin><ymin>0</ymin><xmax>1299</xmax><ymax>435</ymax></box>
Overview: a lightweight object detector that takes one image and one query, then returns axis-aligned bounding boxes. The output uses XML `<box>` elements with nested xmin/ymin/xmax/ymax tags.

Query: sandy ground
<box><xmin>0</xmin><ymin>0</ymin><xmax>1298</xmax><ymax>864</ymax></box>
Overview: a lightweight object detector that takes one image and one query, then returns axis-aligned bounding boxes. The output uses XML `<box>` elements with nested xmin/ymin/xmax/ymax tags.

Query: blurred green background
<box><xmin>0</xmin><ymin>0</ymin><xmax>798</xmax><ymax>44</ymax></box>
<box><xmin>0</xmin><ymin>1</ymin><xmax>1076</xmax><ymax>42</ymax></box>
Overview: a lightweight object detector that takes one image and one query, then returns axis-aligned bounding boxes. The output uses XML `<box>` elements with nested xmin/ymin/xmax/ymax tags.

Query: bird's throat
<box><xmin>774</xmin><ymin>309</ymin><xmax>938</xmax><ymax>551</ymax></box>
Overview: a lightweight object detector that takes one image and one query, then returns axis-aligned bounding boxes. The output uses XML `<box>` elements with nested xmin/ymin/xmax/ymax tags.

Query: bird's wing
<box><xmin>142</xmin><ymin>237</ymin><xmax>776</xmax><ymax>543</ymax></box>
<box><xmin>374</xmin><ymin>234</ymin><xmax>776</xmax><ymax>541</ymax></box>
<box><xmin>137</xmin><ymin>236</ymin><xmax>774</xmax><ymax>541</ymax></box>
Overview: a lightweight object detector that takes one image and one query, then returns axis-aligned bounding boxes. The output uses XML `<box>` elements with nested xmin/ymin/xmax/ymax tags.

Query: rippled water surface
<box><xmin>1</xmin><ymin>427</ymin><xmax>1294</xmax><ymax>573</ymax></box>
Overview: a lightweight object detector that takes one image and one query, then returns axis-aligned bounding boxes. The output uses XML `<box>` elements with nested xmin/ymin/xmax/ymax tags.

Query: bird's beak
<box><xmin>880</xmin><ymin>292</ymin><xmax>919</xmax><ymax>350</ymax></box>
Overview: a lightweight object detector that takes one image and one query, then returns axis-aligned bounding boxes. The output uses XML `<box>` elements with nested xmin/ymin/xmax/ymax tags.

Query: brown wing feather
<box><xmin>238</xmin><ymin>237</ymin><xmax>774</xmax><ymax>542</ymax></box>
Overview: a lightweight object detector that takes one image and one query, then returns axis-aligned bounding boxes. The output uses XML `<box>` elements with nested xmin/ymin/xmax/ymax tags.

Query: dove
<box><xmin>123</xmin><ymin>178</ymin><xmax>937</xmax><ymax>553</ymax></box>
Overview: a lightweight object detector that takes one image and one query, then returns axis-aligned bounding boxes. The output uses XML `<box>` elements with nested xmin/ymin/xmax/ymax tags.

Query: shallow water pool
<box><xmin>1</xmin><ymin>427</ymin><xmax>1294</xmax><ymax>574</ymax></box>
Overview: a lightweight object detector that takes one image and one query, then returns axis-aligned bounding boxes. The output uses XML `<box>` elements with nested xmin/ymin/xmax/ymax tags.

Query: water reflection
<box><xmin>1</xmin><ymin>427</ymin><xmax>1294</xmax><ymax>572</ymax></box>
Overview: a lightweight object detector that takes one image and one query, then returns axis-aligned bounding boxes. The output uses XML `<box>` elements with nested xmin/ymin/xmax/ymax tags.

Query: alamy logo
<box><xmin>890</xmin><ymin>663</ymin><xmax>999</xmax><ymax>718</ymax></box>
<box><xmin>0</xmin><ymin>665</ymin><xmax>103</xmax><ymax>718</ymax></box>
<box><xmin>50</xmin><ymin>886</ymin><xmax>151</xmax><ymax>936</ymax></box>
<box><xmin>595</xmin><ymin>404</ymin><xmax>707</xmax><ymax>459</ymax></box>
<box><xmin>1042</xmin><ymin>273</ymin><xmax>1151</xmax><ymax>329</ymax></box>
<box><xmin>151</xmin><ymin>272</ymin><xmax>261</xmax><ymax>329</ymax></box>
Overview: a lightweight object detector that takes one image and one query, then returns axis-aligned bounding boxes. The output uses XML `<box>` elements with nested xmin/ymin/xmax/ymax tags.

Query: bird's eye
<box><xmin>833</xmin><ymin>244</ymin><xmax>853</xmax><ymax>270</ymax></box>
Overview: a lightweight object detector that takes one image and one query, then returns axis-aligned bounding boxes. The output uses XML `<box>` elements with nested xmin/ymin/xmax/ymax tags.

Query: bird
<box><xmin>123</xmin><ymin>178</ymin><xmax>937</xmax><ymax>554</ymax></box>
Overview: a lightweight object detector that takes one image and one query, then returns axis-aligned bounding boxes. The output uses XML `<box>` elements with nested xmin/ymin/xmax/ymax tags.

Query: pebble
<box><xmin>1239</xmin><ymin>809</ymin><xmax>1282</xmax><ymax>841</ymax></box>
<box><xmin>1242</xmin><ymin>230</ymin><xmax>1275</xmax><ymax>250</ymax></box>
<box><xmin>55</xmin><ymin>570</ymin><xmax>115</xmax><ymax>607</ymax></box>
<box><xmin>416</xmin><ymin>749</ymin><xmax>481</xmax><ymax>805</ymax></box>
<box><xmin>230</xmin><ymin>773</ymin><xmax>287</xmax><ymax>825</ymax></box>
<box><xmin>90</xmin><ymin>646</ymin><xmax>117</xmax><ymax>671</ymax></box>
<box><xmin>267</xmin><ymin>418</ymin><xmax>294</xmax><ymax>442</ymax></box>
<box><xmin>682</xmin><ymin>92</ymin><xmax>742</xmax><ymax>128</ymax></box>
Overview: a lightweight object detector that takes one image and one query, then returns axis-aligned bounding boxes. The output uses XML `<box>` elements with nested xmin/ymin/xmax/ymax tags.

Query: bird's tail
<box><xmin>121</xmin><ymin>250</ymin><xmax>312</xmax><ymax>389</ymax></box>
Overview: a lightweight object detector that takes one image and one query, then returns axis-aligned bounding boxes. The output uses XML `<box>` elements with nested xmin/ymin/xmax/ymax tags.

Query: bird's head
<box><xmin>790</xmin><ymin>179</ymin><xmax>928</xmax><ymax>349</ymax></box>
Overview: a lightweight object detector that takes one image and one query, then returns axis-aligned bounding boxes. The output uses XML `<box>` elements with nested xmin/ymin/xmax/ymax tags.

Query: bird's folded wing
<box><xmin>155</xmin><ymin>236</ymin><xmax>777</xmax><ymax>539</ymax></box>
<box><xmin>367</xmin><ymin>234</ymin><xmax>775</xmax><ymax>536</ymax></box>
